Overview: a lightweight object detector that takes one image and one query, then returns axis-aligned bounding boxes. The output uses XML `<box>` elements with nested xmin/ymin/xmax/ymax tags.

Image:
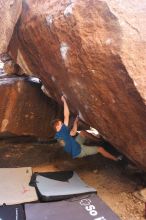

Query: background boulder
<box><xmin>0</xmin><ymin>0</ymin><xmax>22</xmax><ymax>53</ymax></box>
<box><xmin>0</xmin><ymin>76</ymin><xmax>63</xmax><ymax>139</ymax></box>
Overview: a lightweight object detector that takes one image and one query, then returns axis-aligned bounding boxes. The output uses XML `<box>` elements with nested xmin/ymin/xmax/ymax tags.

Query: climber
<box><xmin>51</xmin><ymin>96</ymin><xmax>122</xmax><ymax>161</ymax></box>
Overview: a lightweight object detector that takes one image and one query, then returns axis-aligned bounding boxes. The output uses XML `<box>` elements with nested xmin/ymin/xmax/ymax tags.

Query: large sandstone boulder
<box><xmin>0</xmin><ymin>76</ymin><xmax>63</xmax><ymax>139</ymax></box>
<box><xmin>0</xmin><ymin>0</ymin><xmax>22</xmax><ymax>53</ymax></box>
<box><xmin>7</xmin><ymin>0</ymin><xmax>146</xmax><ymax>169</ymax></box>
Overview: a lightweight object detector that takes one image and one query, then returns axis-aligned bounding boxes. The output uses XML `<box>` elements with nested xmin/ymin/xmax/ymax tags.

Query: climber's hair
<box><xmin>51</xmin><ymin>119</ymin><xmax>62</xmax><ymax>131</ymax></box>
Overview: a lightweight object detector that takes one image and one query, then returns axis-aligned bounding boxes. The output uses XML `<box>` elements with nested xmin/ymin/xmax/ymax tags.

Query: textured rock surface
<box><xmin>0</xmin><ymin>0</ymin><xmax>22</xmax><ymax>53</ymax></box>
<box><xmin>0</xmin><ymin>76</ymin><xmax>62</xmax><ymax>139</ymax></box>
<box><xmin>4</xmin><ymin>60</ymin><xmax>20</xmax><ymax>75</ymax></box>
<box><xmin>0</xmin><ymin>61</ymin><xmax>4</xmax><ymax>75</ymax></box>
<box><xmin>8</xmin><ymin>0</ymin><xmax>146</xmax><ymax>169</ymax></box>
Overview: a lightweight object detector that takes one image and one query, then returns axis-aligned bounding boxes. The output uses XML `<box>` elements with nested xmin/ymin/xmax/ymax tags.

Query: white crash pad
<box><xmin>0</xmin><ymin>167</ymin><xmax>38</xmax><ymax>205</ymax></box>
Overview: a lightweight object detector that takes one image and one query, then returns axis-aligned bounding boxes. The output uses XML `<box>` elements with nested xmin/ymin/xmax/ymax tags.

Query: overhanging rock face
<box><xmin>0</xmin><ymin>77</ymin><xmax>62</xmax><ymax>139</ymax></box>
<box><xmin>8</xmin><ymin>0</ymin><xmax>146</xmax><ymax>169</ymax></box>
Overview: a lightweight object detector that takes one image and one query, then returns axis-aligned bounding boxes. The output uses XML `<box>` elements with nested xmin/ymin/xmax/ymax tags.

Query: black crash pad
<box><xmin>25</xmin><ymin>193</ymin><xmax>121</xmax><ymax>220</ymax></box>
<box><xmin>0</xmin><ymin>204</ymin><xmax>25</xmax><ymax>220</ymax></box>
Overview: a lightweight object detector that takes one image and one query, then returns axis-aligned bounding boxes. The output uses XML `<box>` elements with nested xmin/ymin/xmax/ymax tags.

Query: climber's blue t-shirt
<box><xmin>55</xmin><ymin>124</ymin><xmax>81</xmax><ymax>158</ymax></box>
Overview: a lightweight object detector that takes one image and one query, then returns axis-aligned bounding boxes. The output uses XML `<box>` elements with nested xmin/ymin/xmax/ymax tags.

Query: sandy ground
<box><xmin>0</xmin><ymin>141</ymin><xmax>145</xmax><ymax>220</ymax></box>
